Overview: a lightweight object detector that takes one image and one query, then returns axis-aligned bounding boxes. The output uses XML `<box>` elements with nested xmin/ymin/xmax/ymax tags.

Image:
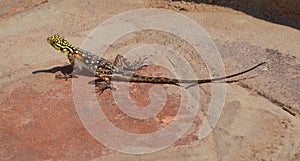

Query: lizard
<box><xmin>47</xmin><ymin>34</ymin><xmax>266</xmax><ymax>93</ymax></box>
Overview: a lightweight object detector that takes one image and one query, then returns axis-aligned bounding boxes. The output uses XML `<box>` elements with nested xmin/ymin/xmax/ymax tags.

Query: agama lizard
<box><xmin>47</xmin><ymin>34</ymin><xmax>266</xmax><ymax>93</ymax></box>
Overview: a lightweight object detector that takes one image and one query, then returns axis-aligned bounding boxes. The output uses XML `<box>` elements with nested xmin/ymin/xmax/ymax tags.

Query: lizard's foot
<box><xmin>95</xmin><ymin>83</ymin><xmax>116</xmax><ymax>94</ymax></box>
<box><xmin>125</xmin><ymin>57</ymin><xmax>148</xmax><ymax>71</ymax></box>
<box><xmin>55</xmin><ymin>73</ymin><xmax>73</xmax><ymax>81</ymax></box>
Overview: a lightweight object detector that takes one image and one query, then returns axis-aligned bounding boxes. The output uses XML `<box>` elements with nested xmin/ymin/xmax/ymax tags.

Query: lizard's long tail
<box><xmin>112</xmin><ymin>62</ymin><xmax>266</xmax><ymax>86</ymax></box>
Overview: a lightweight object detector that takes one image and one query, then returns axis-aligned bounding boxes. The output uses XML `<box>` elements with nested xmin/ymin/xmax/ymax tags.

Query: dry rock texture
<box><xmin>0</xmin><ymin>0</ymin><xmax>299</xmax><ymax>160</ymax></box>
<box><xmin>154</xmin><ymin>0</ymin><xmax>300</xmax><ymax>29</ymax></box>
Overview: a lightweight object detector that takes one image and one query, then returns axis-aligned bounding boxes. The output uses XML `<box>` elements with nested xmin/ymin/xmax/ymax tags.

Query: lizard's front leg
<box><xmin>55</xmin><ymin>63</ymin><xmax>83</xmax><ymax>80</ymax></box>
<box><xmin>113</xmin><ymin>54</ymin><xmax>147</xmax><ymax>71</ymax></box>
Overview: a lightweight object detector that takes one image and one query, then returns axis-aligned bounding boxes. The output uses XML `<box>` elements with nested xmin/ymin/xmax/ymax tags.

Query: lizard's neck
<box><xmin>61</xmin><ymin>45</ymin><xmax>78</xmax><ymax>55</ymax></box>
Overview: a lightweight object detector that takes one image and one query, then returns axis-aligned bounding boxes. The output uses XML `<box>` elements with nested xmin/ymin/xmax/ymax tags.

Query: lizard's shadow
<box><xmin>32</xmin><ymin>64</ymin><xmax>78</xmax><ymax>78</ymax></box>
<box><xmin>32</xmin><ymin>64</ymin><xmax>94</xmax><ymax>78</ymax></box>
<box><xmin>32</xmin><ymin>64</ymin><xmax>99</xmax><ymax>78</ymax></box>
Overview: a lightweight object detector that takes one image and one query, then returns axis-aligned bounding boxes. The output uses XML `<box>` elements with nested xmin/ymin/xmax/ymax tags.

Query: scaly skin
<box><xmin>47</xmin><ymin>34</ymin><xmax>266</xmax><ymax>93</ymax></box>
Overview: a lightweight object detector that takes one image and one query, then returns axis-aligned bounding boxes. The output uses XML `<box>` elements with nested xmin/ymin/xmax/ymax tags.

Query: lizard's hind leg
<box><xmin>95</xmin><ymin>75</ymin><xmax>116</xmax><ymax>94</ymax></box>
<box><xmin>113</xmin><ymin>54</ymin><xmax>147</xmax><ymax>71</ymax></box>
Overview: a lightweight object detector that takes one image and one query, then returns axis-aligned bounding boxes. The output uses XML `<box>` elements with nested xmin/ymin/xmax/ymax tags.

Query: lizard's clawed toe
<box><xmin>95</xmin><ymin>83</ymin><xmax>116</xmax><ymax>94</ymax></box>
<box><xmin>55</xmin><ymin>73</ymin><xmax>72</xmax><ymax>80</ymax></box>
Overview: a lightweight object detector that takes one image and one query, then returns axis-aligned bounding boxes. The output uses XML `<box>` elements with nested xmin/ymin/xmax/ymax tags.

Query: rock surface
<box><xmin>0</xmin><ymin>0</ymin><xmax>299</xmax><ymax>160</ymax></box>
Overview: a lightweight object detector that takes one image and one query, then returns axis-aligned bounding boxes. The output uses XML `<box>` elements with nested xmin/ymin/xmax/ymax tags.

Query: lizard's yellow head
<box><xmin>47</xmin><ymin>34</ymin><xmax>75</xmax><ymax>54</ymax></box>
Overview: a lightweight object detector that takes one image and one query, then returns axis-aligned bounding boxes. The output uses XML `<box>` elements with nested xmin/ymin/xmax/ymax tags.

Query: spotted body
<box><xmin>47</xmin><ymin>34</ymin><xmax>266</xmax><ymax>93</ymax></box>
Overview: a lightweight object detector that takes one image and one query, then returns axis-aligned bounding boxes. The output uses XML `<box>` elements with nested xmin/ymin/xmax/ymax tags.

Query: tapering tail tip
<box><xmin>256</xmin><ymin>61</ymin><xmax>267</xmax><ymax>67</ymax></box>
